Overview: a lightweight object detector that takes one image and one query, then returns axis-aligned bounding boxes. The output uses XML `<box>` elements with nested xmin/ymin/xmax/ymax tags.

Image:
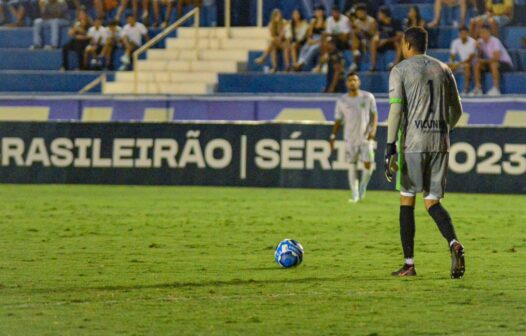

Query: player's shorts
<box><xmin>346</xmin><ymin>141</ymin><xmax>374</xmax><ymax>164</ymax></box>
<box><xmin>398</xmin><ymin>152</ymin><xmax>448</xmax><ymax>200</ymax></box>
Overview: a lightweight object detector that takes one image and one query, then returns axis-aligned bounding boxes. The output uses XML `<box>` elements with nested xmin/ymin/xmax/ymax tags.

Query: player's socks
<box><xmin>400</xmin><ymin>205</ymin><xmax>415</xmax><ymax>260</ymax></box>
<box><xmin>348</xmin><ymin>164</ymin><xmax>359</xmax><ymax>201</ymax></box>
<box><xmin>428</xmin><ymin>203</ymin><xmax>457</xmax><ymax>243</ymax></box>
<box><xmin>359</xmin><ymin>168</ymin><xmax>373</xmax><ymax>199</ymax></box>
<box><xmin>405</xmin><ymin>258</ymin><xmax>414</xmax><ymax>265</ymax></box>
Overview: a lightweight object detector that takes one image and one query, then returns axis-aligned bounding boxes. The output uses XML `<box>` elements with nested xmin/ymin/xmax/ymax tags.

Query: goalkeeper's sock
<box><xmin>400</xmin><ymin>205</ymin><xmax>415</xmax><ymax>259</ymax></box>
<box><xmin>428</xmin><ymin>203</ymin><xmax>458</xmax><ymax>244</ymax></box>
<box><xmin>348</xmin><ymin>164</ymin><xmax>359</xmax><ymax>200</ymax></box>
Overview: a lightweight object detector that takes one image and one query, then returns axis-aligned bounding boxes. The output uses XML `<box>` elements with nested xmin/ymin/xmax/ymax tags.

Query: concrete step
<box><xmin>115</xmin><ymin>71</ymin><xmax>218</xmax><ymax>83</ymax></box>
<box><xmin>177</xmin><ymin>27</ymin><xmax>268</xmax><ymax>39</ymax></box>
<box><xmin>147</xmin><ymin>49</ymin><xmax>248</xmax><ymax>61</ymax></box>
<box><xmin>137</xmin><ymin>59</ymin><xmax>241</xmax><ymax>72</ymax></box>
<box><xmin>104</xmin><ymin>81</ymin><xmax>214</xmax><ymax>94</ymax></box>
<box><xmin>166</xmin><ymin>37</ymin><xmax>267</xmax><ymax>50</ymax></box>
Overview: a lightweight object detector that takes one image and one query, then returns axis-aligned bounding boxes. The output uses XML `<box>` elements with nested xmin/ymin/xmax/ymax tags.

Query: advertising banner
<box><xmin>0</xmin><ymin>122</ymin><xmax>524</xmax><ymax>194</ymax></box>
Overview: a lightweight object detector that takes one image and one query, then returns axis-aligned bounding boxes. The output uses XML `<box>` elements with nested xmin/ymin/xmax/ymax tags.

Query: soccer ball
<box><xmin>274</xmin><ymin>239</ymin><xmax>304</xmax><ymax>268</ymax></box>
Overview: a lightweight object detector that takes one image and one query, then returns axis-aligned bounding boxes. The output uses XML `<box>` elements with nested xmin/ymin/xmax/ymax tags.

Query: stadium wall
<box><xmin>1</xmin><ymin>96</ymin><xmax>526</xmax><ymax>125</ymax></box>
<box><xmin>0</xmin><ymin>122</ymin><xmax>524</xmax><ymax>194</ymax></box>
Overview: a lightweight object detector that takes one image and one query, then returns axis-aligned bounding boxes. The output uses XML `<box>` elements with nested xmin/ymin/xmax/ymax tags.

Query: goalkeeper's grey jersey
<box><xmin>389</xmin><ymin>54</ymin><xmax>461</xmax><ymax>153</ymax></box>
<box><xmin>334</xmin><ymin>90</ymin><xmax>377</xmax><ymax>147</ymax></box>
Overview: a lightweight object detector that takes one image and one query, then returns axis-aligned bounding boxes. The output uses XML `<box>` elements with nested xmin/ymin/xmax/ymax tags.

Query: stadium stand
<box><xmin>0</xmin><ymin>0</ymin><xmax>524</xmax><ymax>94</ymax></box>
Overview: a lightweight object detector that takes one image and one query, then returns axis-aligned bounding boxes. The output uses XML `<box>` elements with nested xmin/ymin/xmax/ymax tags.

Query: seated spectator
<box><xmin>101</xmin><ymin>20</ymin><xmax>121</xmax><ymax>70</ymax></box>
<box><xmin>31</xmin><ymin>0</ymin><xmax>70</xmax><ymax>49</ymax></box>
<box><xmin>324</xmin><ymin>37</ymin><xmax>345</xmax><ymax>93</ymax></box>
<box><xmin>449</xmin><ymin>26</ymin><xmax>476</xmax><ymax>94</ymax></box>
<box><xmin>61</xmin><ymin>7</ymin><xmax>91</xmax><ymax>70</ymax></box>
<box><xmin>429</xmin><ymin>0</ymin><xmax>468</xmax><ymax>28</ymax></box>
<box><xmin>6</xmin><ymin>0</ymin><xmax>36</xmax><ymax>26</ymax></box>
<box><xmin>255</xmin><ymin>8</ymin><xmax>287</xmax><ymax>72</ymax></box>
<box><xmin>294</xmin><ymin>5</ymin><xmax>326</xmax><ymax>71</ymax></box>
<box><xmin>152</xmin><ymin>0</ymin><xmax>175</xmax><ymax>28</ymax></box>
<box><xmin>284</xmin><ymin>9</ymin><xmax>308</xmax><ymax>72</ymax></box>
<box><xmin>119</xmin><ymin>15</ymin><xmax>149</xmax><ymax>70</ymax></box>
<box><xmin>404</xmin><ymin>5</ymin><xmax>427</xmax><ymax>30</ymax></box>
<box><xmin>470</xmin><ymin>0</ymin><xmax>513</xmax><ymax>37</ymax></box>
<box><xmin>84</xmin><ymin>18</ymin><xmax>107</xmax><ymax>70</ymax></box>
<box><xmin>471</xmin><ymin>24</ymin><xmax>513</xmax><ymax>96</ymax></box>
<box><xmin>350</xmin><ymin>2</ymin><xmax>377</xmax><ymax>71</ymax></box>
<box><xmin>325</xmin><ymin>5</ymin><xmax>350</xmax><ymax>51</ymax></box>
<box><xmin>370</xmin><ymin>6</ymin><xmax>402</xmax><ymax>72</ymax></box>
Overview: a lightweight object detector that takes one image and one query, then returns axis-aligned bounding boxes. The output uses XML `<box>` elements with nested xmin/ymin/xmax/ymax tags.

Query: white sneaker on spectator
<box><xmin>120</xmin><ymin>54</ymin><xmax>130</xmax><ymax>65</ymax></box>
<box><xmin>43</xmin><ymin>45</ymin><xmax>54</xmax><ymax>50</ymax></box>
<box><xmin>321</xmin><ymin>64</ymin><xmax>328</xmax><ymax>73</ymax></box>
<box><xmin>118</xmin><ymin>64</ymin><xmax>128</xmax><ymax>71</ymax></box>
<box><xmin>468</xmin><ymin>88</ymin><xmax>483</xmax><ymax>96</ymax></box>
<box><xmin>348</xmin><ymin>62</ymin><xmax>358</xmax><ymax>71</ymax></box>
<box><xmin>486</xmin><ymin>86</ymin><xmax>501</xmax><ymax>96</ymax></box>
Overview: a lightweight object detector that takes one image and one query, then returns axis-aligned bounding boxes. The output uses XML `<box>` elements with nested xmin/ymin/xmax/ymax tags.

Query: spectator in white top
<box><xmin>120</xmin><ymin>15</ymin><xmax>149</xmax><ymax>70</ymax></box>
<box><xmin>84</xmin><ymin>18</ymin><xmax>107</xmax><ymax>70</ymax></box>
<box><xmin>471</xmin><ymin>24</ymin><xmax>513</xmax><ymax>96</ymax></box>
<box><xmin>325</xmin><ymin>5</ymin><xmax>350</xmax><ymax>51</ymax></box>
<box><xmin>448</xmin><ymin>26</ymin><xmax>476</xmax><ymax>94</ymax></box>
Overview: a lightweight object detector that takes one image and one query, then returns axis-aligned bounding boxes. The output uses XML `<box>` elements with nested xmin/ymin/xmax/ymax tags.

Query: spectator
<box><xmin>404</xmin><ymin>5</ymin><xmax>426</xmax><ymax>30</ymax></box>
<box><xmin>84</xmin><ymin>18</ymin><xmax>107</xmax><ymax>70</ymax></box>
<box><xmin>370</xmin><ymin>6</ymin><xmax>402</xmax><ymax>72</ymax></box>
<box><xmin>350</xmin><ymin>2</ymin><xmax>377</xmax><ymax>71</ymax></box>
<box><xmin>284</xmin><ymin>9</ymin><xmax>308</xmax><ymax>72</ymax></box>
<box><xmin>429</xmin><ymin>0</ymin><xmax>468</xmax><ymax>28</ymax></box>
<box><xmin>325</xmin><ymin>5</ymin><xmax>350</xmax><ymax>51</ymax></box>
<box><xmin>471</xmin><ymin>24</ymin><xmax>513</xmax><ymax>96</ymax></box>
<box><xmin>470</xmin><ymin>0</ymin><xmax>513</xmax><ymax>37</ymax></box>
<box><xmin>294</xmin><ymin>5</ymin><xmax>326</xmax><ymax>71</ymax></box>
<box><xmin>119</xmin><ymin>15</ymin><xmax>149</xmax><ymax>70</ymax></box>
<box><xmin>61</xmin><ymin>7</ymin><xmax>91</xmax><ymax>70</ymax></box>
<box><xmin>31</xmin><ymin>0</ymin><xmax>70</xmax><ymax>49</ymax></box>
<box><xmin>324</xmin><ymin>37</ymin><xmax>345</xmax><ymax>93</ymax></box>
<box><xmin>152</xmin><ymin>0</ymin><xmax>175</xmax><ymax>28</ymax></box>
<box><xmin>343</xmin><ymin>0</ymin><xmax>384</xmax><ymax>17</ymax></box>
<box><xmin>449</xmin><ymin>26</ymin><xmax>476</xmax><ymax>94</ymax></box>
<box><xmin>6</xmin><ymin>0</ymin><xmax>36</xmax><ymax>26</ymax></box>
<box><xmin>255</xmin><ymin>8</ymin><xmax>287</xmax><ymax>72</ymax></box>
<box><xmin>101</xmin><ymin>20</ymin><xmax>121</xmax><ymax>70</ymax></box>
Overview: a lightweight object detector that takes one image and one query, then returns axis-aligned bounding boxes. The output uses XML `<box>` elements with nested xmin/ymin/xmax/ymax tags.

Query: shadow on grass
<box><xmin>22</xmin><ymin>273</ymin><xmax>449</xmax><ymax>296</ymax></box>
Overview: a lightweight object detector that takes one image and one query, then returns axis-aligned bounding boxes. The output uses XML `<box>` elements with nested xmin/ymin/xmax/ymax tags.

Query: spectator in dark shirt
<box><xmin>325</xmin><ymin>37</ymin><xmax>345</xmax><ymax>93</ymax></box>
<box><xmin>370</xmin><ymin>6</ymin><xmax>402</xmax><ymax>72</ymax></box>
<box><xmin>31</xmin><ymin>0</ymin><xmax>70</xmax><ymax>49</ymax></box>
<box><xmin>61</xmin><ymin>7</ymin><xmax>91</xmax><ymax>70</ymax></box>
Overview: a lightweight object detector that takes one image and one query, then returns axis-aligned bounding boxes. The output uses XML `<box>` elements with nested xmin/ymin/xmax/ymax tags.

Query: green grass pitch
<box><xmin>1</xmin><ymin>185</ymin><xmax>525</xmax><ymax>335</ymax></box>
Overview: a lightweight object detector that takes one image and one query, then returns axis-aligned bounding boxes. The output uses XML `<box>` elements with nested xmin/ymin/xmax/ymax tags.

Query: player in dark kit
<box><xmin>385</xmin><ymin>27</ymin><xmax>466</xmax><ymax>279</ymax></box>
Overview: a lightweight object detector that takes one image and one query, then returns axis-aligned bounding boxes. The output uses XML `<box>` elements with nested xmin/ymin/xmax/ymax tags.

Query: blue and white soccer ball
<box><xmin>275</xmin><ymin>239</ymin><xmax>304</xmax><ymax>268</ymax></box>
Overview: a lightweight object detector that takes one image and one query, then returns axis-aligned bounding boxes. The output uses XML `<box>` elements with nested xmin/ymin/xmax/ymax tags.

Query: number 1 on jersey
<box><xmin>426</xmin><ymin>80</ymin><xmax>434</xmax><ymax>119</ymax></box>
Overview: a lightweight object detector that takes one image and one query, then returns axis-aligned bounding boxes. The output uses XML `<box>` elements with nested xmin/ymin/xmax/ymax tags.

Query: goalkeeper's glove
<box><xmin>384</xmin><ymin>143</ymin><xmax>398</xmax><ymax>183</ymax></box>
